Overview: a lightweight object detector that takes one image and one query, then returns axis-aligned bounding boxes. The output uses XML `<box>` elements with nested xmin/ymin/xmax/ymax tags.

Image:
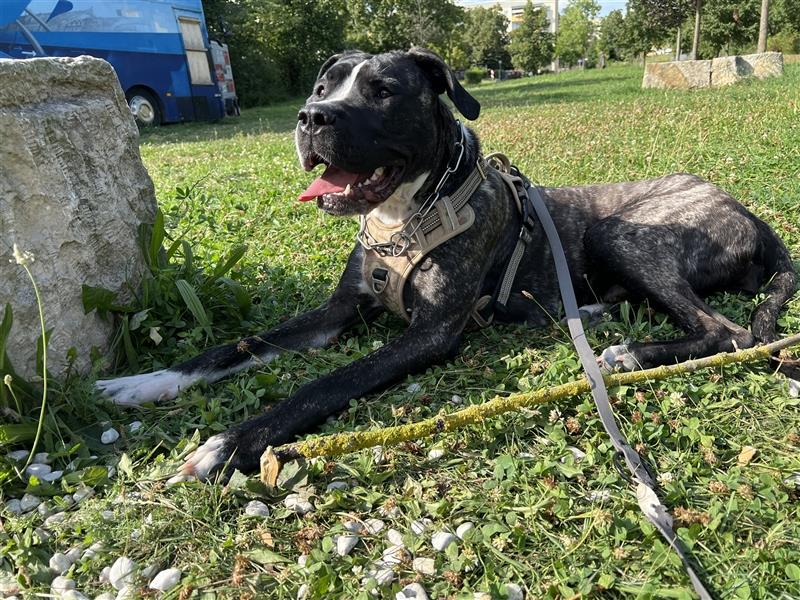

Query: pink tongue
<box><xmin>298</xmin><ymin>165</ymin><xmax>362</xmax><ymax>201</ymax></box>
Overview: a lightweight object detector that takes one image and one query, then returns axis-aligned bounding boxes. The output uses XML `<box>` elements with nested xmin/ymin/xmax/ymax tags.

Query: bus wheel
<box><xmin>126</xmin><ymin>89</ymin><xmax>161</xmax><ymax>127</ymax></box>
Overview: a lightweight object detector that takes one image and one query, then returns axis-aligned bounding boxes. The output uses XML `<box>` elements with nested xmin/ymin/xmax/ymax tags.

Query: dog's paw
<box><xmin>180</xmin><ymin>433</ymin><xmax>232</xmax><ymax>480</ymax></box>
<box><xmin>599</xmin><ymin>344</ymin><xmax>639</xmax><ymax>372</ymax></box>
<box><xmin>96</xmin><ymin>370</ymin><xmax>198</xmax><ymax>407</ymax></box>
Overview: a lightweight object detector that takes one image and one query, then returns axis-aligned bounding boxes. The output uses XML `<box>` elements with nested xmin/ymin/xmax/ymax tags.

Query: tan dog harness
<box><xmin>360</xmin><ymin>158</ymin><xmax>487</xmax><ymax>320</ymax></box>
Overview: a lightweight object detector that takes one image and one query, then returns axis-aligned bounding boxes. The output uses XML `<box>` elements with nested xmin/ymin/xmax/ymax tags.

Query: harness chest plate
<box><xmin>362</xmin><ymin>197</ymin><xmax>475</xmax><ymax>321</ymax></box>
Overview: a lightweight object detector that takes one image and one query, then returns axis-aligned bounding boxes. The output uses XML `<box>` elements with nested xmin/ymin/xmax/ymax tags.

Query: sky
<box><xmin>456</xmin><ymin>0</ymin><xmax>628</xmax><ymax>17</ymax></box>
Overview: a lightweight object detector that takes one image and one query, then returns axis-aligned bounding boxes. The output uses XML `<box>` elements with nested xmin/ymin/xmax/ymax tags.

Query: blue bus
<box><xmin>0</xmin><ymin>0</ymin><xmax>228</xmax><ymax>126</ymax></box>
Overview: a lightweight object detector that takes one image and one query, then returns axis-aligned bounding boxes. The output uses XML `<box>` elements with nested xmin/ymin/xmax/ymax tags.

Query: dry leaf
<box><xmin>737</xmin><ymin>446</ymin><xmax>757</xmax><ymax>466</ymax></box>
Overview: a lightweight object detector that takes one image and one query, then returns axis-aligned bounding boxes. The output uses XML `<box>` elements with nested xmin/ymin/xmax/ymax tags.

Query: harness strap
<box><xmin>421</xmin><ymin>159</ymin><xmax>487</xmax><ymax>234</ymax></box>
<box><xmin>522</xmin><ymin>179</ymin><xmax>716</xmax><ymax>600</ymax></box>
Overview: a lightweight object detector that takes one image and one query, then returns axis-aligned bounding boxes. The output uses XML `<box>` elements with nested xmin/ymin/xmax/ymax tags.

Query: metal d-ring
<box><xmin>390</xmin><ymin>232</ymin><xmax>411</xmax><ymax>256</ymax></box>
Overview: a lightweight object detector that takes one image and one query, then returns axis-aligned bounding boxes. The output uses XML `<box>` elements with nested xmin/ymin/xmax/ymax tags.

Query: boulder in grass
<box><xmin>0</xmin><ymin>56</ymin><xmax>156</xmax><ymax>379</ymax></box>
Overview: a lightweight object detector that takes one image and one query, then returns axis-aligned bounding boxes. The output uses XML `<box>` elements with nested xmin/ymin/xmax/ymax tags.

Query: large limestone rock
<box><xmin>643</xmin><ymin>52</ymin><xmax>783</xmax><ymax>90</ymax></box>
<box><xmin>642</xmin><ymin>59</ymin><xmax>712</xmax><ymax>89</ymax></box>
<box><xmin>0</xmin><ymin>56</ymin><xmax>156</xmax><ymax>379</ymax></box>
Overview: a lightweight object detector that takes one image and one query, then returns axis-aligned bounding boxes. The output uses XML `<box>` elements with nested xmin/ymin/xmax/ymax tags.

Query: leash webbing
<box><xmin>522</xmin><ymin>180</ymin><xmax>716</xmax><ymax>600</ymax></box>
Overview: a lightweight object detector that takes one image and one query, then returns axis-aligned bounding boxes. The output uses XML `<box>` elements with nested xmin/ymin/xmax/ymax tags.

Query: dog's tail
<box><xmin>749</xmin><ymin>216</ymin><xmax>799</xmax><ymax>379</ymax></box>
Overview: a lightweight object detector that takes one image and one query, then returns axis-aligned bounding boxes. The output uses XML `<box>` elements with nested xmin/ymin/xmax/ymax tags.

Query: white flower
<box><xmin>11</xmin><ymin>244</ymin><xmax>34</xmax><ymax>266</ymax></box>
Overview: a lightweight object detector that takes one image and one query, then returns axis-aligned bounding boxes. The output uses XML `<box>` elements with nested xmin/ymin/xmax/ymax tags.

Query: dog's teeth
<box><xmin>374</xmin><ymin>167</ymin><xmax>385</xmax><ymax>178</ymax></box>
<box><xmin>344</xmin><ymin>184</ymin><xmax>351</xmax><ymax>195</ymax></box>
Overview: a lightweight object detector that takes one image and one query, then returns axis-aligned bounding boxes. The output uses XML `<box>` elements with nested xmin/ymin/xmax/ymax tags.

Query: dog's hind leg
<box><xmin>96</xmin><ymin>246</ymin><xmax>382</xmax><ymax>406</ymax></box>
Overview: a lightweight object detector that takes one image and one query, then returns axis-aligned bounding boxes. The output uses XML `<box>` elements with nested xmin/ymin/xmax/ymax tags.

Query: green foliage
<box><xmin>768</xmin><ymin>28</ymin><xmax>800</xmax><ymax>53</ymax></box>
<box><xmin>464</xmin><ymin>67</ymin><xmax>485</xmax><ymax>85</ymax></box>
<box><xmin>463</xmin><ymin>6</ymin><xmax>512</xmax><ymax>69</ymax></box>
<box><xmin>509</xmin><ymin>1</ymin><xmax>554</xmax><ymax>73</ymax></box>
<box><xmin>701</xmin><ymin>0</ymin><xmax>761</xmax><ymax>56</ymax></box>
<box><xmin>598</xmin><ymin>9</ymin><xmax>627</xmax><ymax>61</ymax></box>
<box><xmin>554</xmin><ymin>0</ymin><xmax>600</xmax><ymax>66</ymax></box>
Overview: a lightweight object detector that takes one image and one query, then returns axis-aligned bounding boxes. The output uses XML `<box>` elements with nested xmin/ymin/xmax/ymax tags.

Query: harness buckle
<box><xmin>371</xmin><ymin>267</ymin><xmax>389</xmax><ymax>294</ymax></box>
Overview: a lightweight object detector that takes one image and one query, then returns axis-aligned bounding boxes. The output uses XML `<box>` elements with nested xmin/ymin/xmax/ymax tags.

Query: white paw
<box><xmin>599</xmin><ymin>344</ymin><xmax>639</xmax><ymax>372</ymax></box>
<box><xmin>180</xmin><ymin>434</ymin><xmax>230</xmax><ymax>479</ymax></box>
<box><xmin>96</xmin><ymin>370</ymin><xmax>199</xmax><ymax>407</ymax></box>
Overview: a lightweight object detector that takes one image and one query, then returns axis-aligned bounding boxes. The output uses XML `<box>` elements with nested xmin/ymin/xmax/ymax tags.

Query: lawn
<box><xmin>2</xmin><ymin>63</ymin><xmax>800</xmax><ymax>600</ymax></box>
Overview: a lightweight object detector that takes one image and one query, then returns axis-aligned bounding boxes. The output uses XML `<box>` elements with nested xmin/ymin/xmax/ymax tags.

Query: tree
<box><xmin>757</xmin><ymin>0</ymin><xmax>769</xmax><ymax>52</ymax></box>
<box><xmin>509</xmin><ymin>1</ymin><xmax>554</xmax><ymax>72</ymax></box>
<box><xmin>463</xmin><ymin>6</ymin><xmax>511</xmax><ymax>68</ymax></box>
<box><xmin>598</xmin><ymin>9</ymin><xmax>627</xmax><ymax>60</ymax></box>
<box><xmin>345</xmin><ymin>0</ymin><xmax>464</xmax><ymax>54</ymax></box>
<box><xmin>554</xmin><ymin>0</ymin><xmax>599</xmax><ymax>66</ymax></box>
<box><xmin>702</xmin><ymin>0</ymin><xmax>760</xmax><ymax>56</ymax></box>
<box><xmin>625</xmin><ymin>0</ymin><xmax>692</xmax><ymax>59</ymax></box>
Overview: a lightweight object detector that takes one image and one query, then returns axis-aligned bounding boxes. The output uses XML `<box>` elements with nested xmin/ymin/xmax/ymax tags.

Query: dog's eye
<box><xmin>316</xmin><ymin>85</ymin><xmax>325</xmax><ymax>97</ymax></box>
<box><xmin>378</xmin><ymin>88</ymin><xmax>392</xmax><ymax>99</ymax></box>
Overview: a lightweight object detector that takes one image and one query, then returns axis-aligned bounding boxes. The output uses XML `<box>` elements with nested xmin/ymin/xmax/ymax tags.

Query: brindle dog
<box><xmin>97</xmin><ymin>48</ymin><xmax>797</xmax><ymax>478</ymax></box>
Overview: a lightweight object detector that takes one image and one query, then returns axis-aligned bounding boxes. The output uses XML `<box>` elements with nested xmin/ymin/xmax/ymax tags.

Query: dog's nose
<box><xmin>298</xmin><ymin>105</ymin><xmax>336</xmax><ymax>134</ymax></box>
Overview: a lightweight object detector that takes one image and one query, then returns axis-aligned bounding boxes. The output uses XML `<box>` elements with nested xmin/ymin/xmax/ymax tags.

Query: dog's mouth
<box><xmin>298</xmin><ymin>160</ymin><xmax>405</xmax><ymax>207</ymax></box>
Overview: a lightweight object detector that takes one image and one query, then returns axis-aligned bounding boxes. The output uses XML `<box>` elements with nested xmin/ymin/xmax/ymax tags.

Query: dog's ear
<box><xmin>408</xmin><ymin>47</ymin><xmax>480</xmax><ymax>121</ymax></box>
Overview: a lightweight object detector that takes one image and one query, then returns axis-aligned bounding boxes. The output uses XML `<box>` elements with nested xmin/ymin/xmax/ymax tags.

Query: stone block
<box><xmin>711</xmin><ymin>55</ymin><xmax>752</xmax><ymax>86</ymax></box>
<box><xmin>741</xmin><ymin>52</ymin><xmax>783</xmax><ymax>79</ymax></box>
<box><xmin>642</xmin><ymin>60</ymin><xmax>712</xmax><ymax>90</ymax></box>
<box><xmin>0</xmin><ymin>56</ymin><xmax>156</xmax><ymax>378</ymax></box>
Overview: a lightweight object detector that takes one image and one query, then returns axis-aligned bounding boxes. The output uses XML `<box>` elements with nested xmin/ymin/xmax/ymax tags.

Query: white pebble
<box><xmin>284</xmin><ymin>494</ymin><xmax>314</xmax><ymax>515</ymax></box>
<box><xmin>98</xmin><ymin>566</ymin><xmax>111</xmax><ymax>584</ymax></box>
<box><xmin>365</xmin><ymin>518</ymin><xmax>385</xmax><ymax>534</ymax></box>
<box><xmin>130</xmin><ymin>529</ymin><xmax>141</xmax><ymax>541</ymax></box>
<box><xmin>365</xmin><ymin>562</ymin><xmax>395</xmax><ymax>586</ymax></box>
<box><xmin>412</xmin><ymin>557</ymin><xmax>435</xmax><ymax>575</ymax></box>
<box><xmin>128</xmin><ymin>421</ymin><xmax>143</xmax><ymax>433</ymax></box>
<box><xmin>94</xmin><ymin>594</ymin><xmax>115</xmax><ymax>600</ymax></box>
<box><xmin>564</xmin><ymin>447</ymin><xmax>586</xmax><ymax>462</ymax></box>
<box><xmin>378</xmin><ymin>504</ymin><xmax>401</xmax><ymax>518</ymax></box>
<box><xmin>42</xmin><ymin>470</ymin><xmax>64</xmax><ymax>482</ymax></box>
<box><xmin>396</xmin><ymin>583</ymin><xmax>429</xmax><ymax>600</ymax></box>
<box><xmin>431</xmin><ymin>531</ymin><xmax>458</xmax><ymax>551</ymax></box>
<box><xmin>427</xmin><ymin>448</ymin><xmax>445</xmax><ymax>460</ymax></box>
<box><xmin>326</xmin><ymin>481</ymin><xmax>349</xmax><ymax>492</ymax></box>
<box><xmin>73</xmin><ymin>486</ymin><xmax>94</xmax><ymax>503</ymax></box>
<box><xmin>115</xmin><ymin>586</ymin><xmax>133</xmax><ymax>600</ymax></box>
<box><xmin>456</xmin><ymin>522</ymin><xmax>474</xmax><ymax>539</ymax></box>
<box><xmin>386</xmin><ymin>528</ymin><xmax>404</xmax><ymax>547</ymax></box>
<box><xmin>35</xmin><ymin>527</ymin><xmax>51</xmax><ymax>542</ymax></box>
<box><xmin>450</xmin><ymin>394</ymin><xmax>463</xmax><ymax>404</ymax></box>
<box><xmin>8</xmin><ymin>449</ymin><xmax>29</xmax><ymax>461</ymax></box>
<box><xmin>49</xmin><ymin>552</ymin><xmax>73</xmax><ymax>574</ymax></box>
<box><xmin>504</xmin><ymin>583</ymin><xmax>525</xmax><ymax>600</ymax></box>
<box><xmin>297</xmin><ymin>554</ymin><xmax>309</xmax><ymax>568</ymax></box>
<box><xmin>44</xmin><ymin>512</ymin><xmax>67</xmax><ymax>527</ymax></box>
<box><xmin>20</xmin><ymin>493</ymin><xmax>41</xmax><ymax>513</ymax></box>
<box><xmin>149</xmin><ymin>567</ymin><xmax>181</xmax><ymax>592</ymax></box>
<box><xmin>82</xmin><ymin>542</ymin><xmax>103</xmax><ymax>560</ymax></box>
<box><xmin>66</xmin><ymin>547</ymin><xmax>82</xmax><ymax>563</ymax></box>
<box><xmin>107</xmin><ymin>466</ymin><xmax>116</xmax><ymax>478</ymax></box>
<box><xmin>5</xmin><ymin>499</ymin><xmax>22</xmax><ymax>515</ymax></box>
<box><xmin>33</xmin><ymin>452</ymin><xmax>51</xmax><ymax>464</ymax></box>
<box><xmin>474</xmin><ymin>594</ymin><xmax>492</xmax><ymax>600</ymax></box>
<box><xmin>101</xmin><ymin>510</ymin><xmax>114</xmax><ymax>521</ymax></box>
<box><xmin>26</xmin><ymin>463</ymin><xmax>52</xmax><ymax>478</ymax></box>
<box><xmin>784</xmin><ymin>472</ymin><xmax>800</xmax><ymax>487</ymax></box>
<box><xmin>101</xmin><ymin>429</ymin><xmax>120</xmax><ymax>444</ymax></box>
<box><xmin>382</xmin><ymin>545</ymin><xmax>407</xmax><ymax>565</ymax></box>
<box><xmin>297</xmin><ymin>583</ymin><xmax>309</xmax><ymax>600</ymax></box>
<box><xmin>410</xmin><ymin>518</ymin><xmax>432</xmax><ymax>535</ymax></box>
<box><xmin>343</xmin><ymin>520</ymin><xmax>363</xmax><ymax>533</ymax></box>
<box><xmin>141</xmin><ymin>563</ymin><xmax>160</xmax><ymax>580</ymax></box>
<box><xmin>109</xmin><ymin>556</ymin><xmax>137</xmax><ymax>590</ymax></box>
<box><xmin>244</xmin><ymin>500</ymin><xmax>270</xmax><ymax>517</ymax></box>
<box><xmin>51</xmin><ymin>575</ymin><xmax>76</xmax><ymax>594</ymax></box>
<box><xmin>789</xmin><ymin>379</ymin><xmax>800</xmax><ymax>398</ymax></box>
<box><xmin>335</xmin><ymin>534</ymin><xmax>360</xmax><ymax>556</ymax></box>
<box><xmin>406</xmin><ymin>383</ymin><xmax>421</xmax><ymax>393</ymax></box>
<box><xmin>62</xmin><ymin>591</ymin><xmax>89</xmax><ymax>600</ymax></box>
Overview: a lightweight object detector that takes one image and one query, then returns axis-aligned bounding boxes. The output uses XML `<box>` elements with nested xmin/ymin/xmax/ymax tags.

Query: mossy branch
<box><xmin>260</xmin><ymin>333</ymin><xmax>800</xmax><ymax>487</ymax></box>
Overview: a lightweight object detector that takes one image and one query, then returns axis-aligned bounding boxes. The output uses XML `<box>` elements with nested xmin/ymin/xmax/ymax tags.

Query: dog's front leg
<box><xmin>96</xmin><ymin>246</ymin><xmax>381</xmax><ymax>406</ymax></box>
<box><xmin>181</xmin><ymin>310</ymin><xmax>465</xmax><ymax>478</ymax></box>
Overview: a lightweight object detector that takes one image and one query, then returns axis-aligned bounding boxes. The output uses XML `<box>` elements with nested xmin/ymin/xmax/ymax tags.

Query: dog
<box><xmin>97</xmin><ymin>48</ymin><xmax>797</xmax><ymax>479</ymax></box>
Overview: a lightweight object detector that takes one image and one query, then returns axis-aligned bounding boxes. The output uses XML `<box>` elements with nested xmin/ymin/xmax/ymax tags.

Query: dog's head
<box><xmin>295</xmin><ymin>48</ymin><xmax>480</xmax><ymax>216</ymax></box>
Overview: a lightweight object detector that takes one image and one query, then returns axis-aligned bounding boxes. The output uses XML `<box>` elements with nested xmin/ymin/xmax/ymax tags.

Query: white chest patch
<box><xmin>371</xmin><ymin>171</ymin><xmax>431</xmax><ymax>224</ymax></box>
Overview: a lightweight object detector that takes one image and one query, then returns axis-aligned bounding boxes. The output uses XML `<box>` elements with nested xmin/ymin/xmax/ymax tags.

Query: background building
<box><xmin>457</xmin><ymin>0</ymin><xmax>559</xmax><ymax>35</ymax></box>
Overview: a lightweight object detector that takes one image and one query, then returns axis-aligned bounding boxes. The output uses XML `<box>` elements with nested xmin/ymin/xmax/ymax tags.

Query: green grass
<box><xmin>2</xmin><ymin>64</ymin><xmax>800</xmax><ymax>599</ymax></box>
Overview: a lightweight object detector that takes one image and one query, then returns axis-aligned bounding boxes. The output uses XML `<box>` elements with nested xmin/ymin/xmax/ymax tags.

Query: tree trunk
<box><xmin>553</xmin><ymin>0</ymin><xmax>560</xmax><ymax>72</ymax></box>
<box><xmin>691</xmin><ymin>0</ymin><xmax>702</xmax><ymax>60</ymax></box>
<box><xmin>758</xmin><ymin>0</ymin><xmax>769</xmax><ymax>53</ymax></box>
<box><xmin>675</xmin><ymin>26</ymin><xmax>682</xmax><ymax>61</ymax></box>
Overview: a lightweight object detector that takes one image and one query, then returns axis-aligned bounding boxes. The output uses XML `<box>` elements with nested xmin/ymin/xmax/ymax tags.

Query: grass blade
<box><xmin>175</xmin><ymin>279</ymin><xmax>214</xmax><ymax>341</ymax></box>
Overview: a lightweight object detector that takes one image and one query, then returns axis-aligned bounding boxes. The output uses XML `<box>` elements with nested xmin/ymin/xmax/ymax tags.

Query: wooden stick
<box><xmin>260</xmin><ymin>334</ymin><xmax>800</xmax><ymax>487</ymax></box>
